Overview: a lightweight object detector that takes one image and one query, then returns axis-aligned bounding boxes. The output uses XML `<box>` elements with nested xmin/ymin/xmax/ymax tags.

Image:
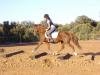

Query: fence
<box><xmin>0</xmin><ymin>35</ymin><xmax>39</xmax><ymax>44</ymax></box>
<box><xmin>0</xmin><ymin>36</ymin><xmax>20</xmax><ymax>43</ymax></box>
<box><xmin>0</xmin><ymin>34</ymin><xmax>100</xmax><ymax>44</ymax></box>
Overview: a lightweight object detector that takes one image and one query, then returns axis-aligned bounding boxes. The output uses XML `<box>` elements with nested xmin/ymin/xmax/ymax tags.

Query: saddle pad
<box><xmin>45</xmin><ymin>32</ymin><xmax>59</xmax><ymax>38</ymax></box>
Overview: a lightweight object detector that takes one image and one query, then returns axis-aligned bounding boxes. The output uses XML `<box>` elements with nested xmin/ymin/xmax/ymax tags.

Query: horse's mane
<box><xmin>34</xmin><ymin>24</ymin><xmax>46</xmax><ymax>34</ymax></box>
<box><xmin>34</xmin><ymin>24</ymin><xmax>45</xmax><ymax>28</ymax></box>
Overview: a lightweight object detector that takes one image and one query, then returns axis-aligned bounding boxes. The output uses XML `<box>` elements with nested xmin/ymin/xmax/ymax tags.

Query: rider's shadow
<box><xmin>82</xmin><ymin>52</ymin><xmax>100</xmax><ymax>60</ymax></box>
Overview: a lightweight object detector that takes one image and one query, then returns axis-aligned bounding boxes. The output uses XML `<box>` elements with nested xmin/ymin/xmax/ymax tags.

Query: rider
<box><xmin>44</xmin><ymin>14</ymin><xmax>56</xmax><ymax>43</ymax></box>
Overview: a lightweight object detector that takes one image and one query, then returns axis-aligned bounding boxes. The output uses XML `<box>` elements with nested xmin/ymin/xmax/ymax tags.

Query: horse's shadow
<box><xmin>81</xmin><ymin>52</ymin><xmax>100</xmax><ymax>60</ymax></box>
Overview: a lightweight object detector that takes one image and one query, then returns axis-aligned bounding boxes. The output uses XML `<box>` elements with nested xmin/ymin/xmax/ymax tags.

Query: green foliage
<box><xmin>0</xmin><ymin>24</ymin><xmax>3</xmax><ymax>35</ymax></box>
<box><xmin>0</xmin><ymin>15</ymin><xmax>100</xmax><ymax>43</ymax></box>
<box><xmin>94</xmin><ymin>22</ymin><xmax>100</xmax><ymax>33</ymax></box>
<box><xmin>0</xmin><ymin>21</ymin><xmax>39</xmax><ymax>43</ymax></box>
<box><xmin>58</xmin><ymin>24</ymin><xmax>70</xmax><ymax>31</ymax></box>
<box><xmin>57</xmin><ymin>15</ymin><xmax>100</xmax><ymax>40</ymax></box>
<box><xmin>10</xmin><ymin>22</ymin><xmax>38</xmax><ymax>42</ymax></box>
<box><xmin>75</xmin><ymin>15</ymin><xmax>93</xmax><ymax>24</ymax></box>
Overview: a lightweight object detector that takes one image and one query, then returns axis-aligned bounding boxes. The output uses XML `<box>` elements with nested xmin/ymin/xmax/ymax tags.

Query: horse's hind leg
<box><xmin>45</xmin><ymin>42</ymin><xmax>54</xmax><ymax>55</ymax></box>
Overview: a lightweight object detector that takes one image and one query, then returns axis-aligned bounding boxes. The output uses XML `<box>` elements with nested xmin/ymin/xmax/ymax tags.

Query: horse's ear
<box><xmin>38</xmin><ymin>24</ymin><xmax>41</xmax><ymax>26</ymax></box>
<box><xmin>34</xmin><ymin>24</ymin><xmax>38</xmax><ymax>26</ymax></box>
<box><xmin>34</xmin><ymin>24</ymin><xmax>39</xmax><ymax>27</ymax></box>
<box><xmin>34</xmin><ymin>24</ymin><xmax>41</xmax><ymax>27</ymax></box>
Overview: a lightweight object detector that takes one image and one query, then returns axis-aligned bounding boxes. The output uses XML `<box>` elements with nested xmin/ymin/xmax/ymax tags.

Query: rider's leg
<box><xmin>46</xmin><ymin>31</ymin><xmax>51</xmax><ymax>42</ymax></box>
<box><xmin>48</xmin><ymin>25</ymin><xmax>56</xmax><ymax>42</ymax></box>
<box><xmin>48</xmin><ymin>35</ymin><xmax>54</xmax><ymax>42</ymax></box>
<box><xmin>46</xmin><ymin>25</ymin><xmax>56</xmax><ymax>42</ymax></box>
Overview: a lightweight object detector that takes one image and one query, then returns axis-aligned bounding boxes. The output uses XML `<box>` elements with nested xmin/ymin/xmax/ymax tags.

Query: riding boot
<box><xmin>48</xmin><ymin>38</ymin><xmax>54</xmax><ymax>43</ymax></box>
<box><xmin>47</xmin><ymin>34</ymin><xmax>54</xmax><ymax>43</ymax></box>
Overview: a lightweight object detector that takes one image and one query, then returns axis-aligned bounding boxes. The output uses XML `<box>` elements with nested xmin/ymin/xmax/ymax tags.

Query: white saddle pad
<box><xmin>45</xmin><ymin>32</ymin><xmax>59</xmax><ymax>38</ymax></box>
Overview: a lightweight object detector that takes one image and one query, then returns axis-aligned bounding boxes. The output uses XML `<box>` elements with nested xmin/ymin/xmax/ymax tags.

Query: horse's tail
<box><xmin>70</xmin><ymin>33</ymin><xmax>82</xmax><ymax>49</ymax></box>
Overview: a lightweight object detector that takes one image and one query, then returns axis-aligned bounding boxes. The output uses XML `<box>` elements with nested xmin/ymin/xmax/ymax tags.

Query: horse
<box><xmin>33</xmin><ymin>24</ymin><xmax>81</xmax><ymax>55</ymax></box>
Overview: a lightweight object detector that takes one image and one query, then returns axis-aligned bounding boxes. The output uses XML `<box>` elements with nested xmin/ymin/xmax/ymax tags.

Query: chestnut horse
<box><xmin>33</xmin><ymin>24</ymin><xmax>81</xmax><ymax>55</ymax></box>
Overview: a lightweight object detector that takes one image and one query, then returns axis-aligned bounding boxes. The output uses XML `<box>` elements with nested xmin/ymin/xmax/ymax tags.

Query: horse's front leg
<box><xmin>56</xmin><ymin>41</ymin><xmax>65</xmax><ymax>55</ymax></box>
<box><xmin>32</xmin><ymin>42</ymin><xmax>43</xmax><ymax>52</ymax></box>
<box><xmin>45</xmin><ymin>42</ymin><xmax>53</xmax><ymax>55</ymax></box>
<box><xmin>45</xmin><ymin>42</ymin><xmax>50</xmax><ymax>51</ymax></box>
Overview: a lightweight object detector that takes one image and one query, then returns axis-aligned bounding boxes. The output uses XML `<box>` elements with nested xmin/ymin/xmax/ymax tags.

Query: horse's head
<box><xmin>33</xmin><ymin>24</ymin><xmax>46</xmax><ymax>35</ymax></box>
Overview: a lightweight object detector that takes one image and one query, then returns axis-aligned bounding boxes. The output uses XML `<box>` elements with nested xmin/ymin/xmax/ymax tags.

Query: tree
<box><xmin>3</xmin><ymin>21</ymin><xmax>10</xmax><ymax>36</ymax></box>
<box><xmin>75</xmin><ymin>15</ymin><xmax>93</xmax><ymax>24</ymax></box>
<box><xmin>0</xmin><ymin>24</ymin><xmax>3</xmax><ymax>36</ymax></box>
<box><xmin>10</xmin><ymin>24</ymin><xmax>26</xmax><ymax>42</ymax></box>
<box><xmin>21</xmin><ymin>21</ymin><xmax>34</xmax><ymax>26</ymax></box>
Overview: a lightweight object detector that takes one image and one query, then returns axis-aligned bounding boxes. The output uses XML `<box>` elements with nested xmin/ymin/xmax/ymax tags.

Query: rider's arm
<box><xmin>46</xmin><ymin>20</ymin><xmax>51</xmax><ymax>30</ymax></box>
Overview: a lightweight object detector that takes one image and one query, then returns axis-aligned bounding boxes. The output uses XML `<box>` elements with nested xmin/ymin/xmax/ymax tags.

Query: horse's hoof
<box><xmin>29</xmin><ymin>56</ymin><xmax>35</xmax><ymax>60</ymax></box>
<box><xmin>32</xmin><ymin>50</ymin><xmax>35</xmax><ymax>53</ymax></box>
<box><xmin>52</xmin><ymin>52</ymin><xmax>56</xmax><ymax>56</ymax></box>
<box><xmin>54</xmin><ymin>52</ymin><xmax>60</xmax><ymax>56</ymax></box>
<box><xmin>48</xmin><ymin>52</ymin><xmax>52</xmax><ymax>55</ymax></box>
<box><xmin>73</xmin><ymin>52</ymin><xmax>78</xmax><ymax>56</ymax></box>
<box><xmin>32</xmin><ymin>51</ymin><xmax>34</xmax><ymax>53</ymax></box>
<box><xmin>50</xmin><ymin>52</ymin><xmax>60</xmax><ymax>56</ymax></box>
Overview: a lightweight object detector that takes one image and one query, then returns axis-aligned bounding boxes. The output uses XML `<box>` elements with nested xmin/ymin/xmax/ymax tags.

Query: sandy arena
<box><xmin>0</xmin><ymin>40</ymin><xmax>100</xmax><ymax>75</ymax></box>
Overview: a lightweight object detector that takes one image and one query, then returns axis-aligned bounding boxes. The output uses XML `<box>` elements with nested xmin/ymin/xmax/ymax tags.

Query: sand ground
<box><xmin>0</xmin><ymin>40</ymin><xmax>100</xmax><ymax>75</ymax></box>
